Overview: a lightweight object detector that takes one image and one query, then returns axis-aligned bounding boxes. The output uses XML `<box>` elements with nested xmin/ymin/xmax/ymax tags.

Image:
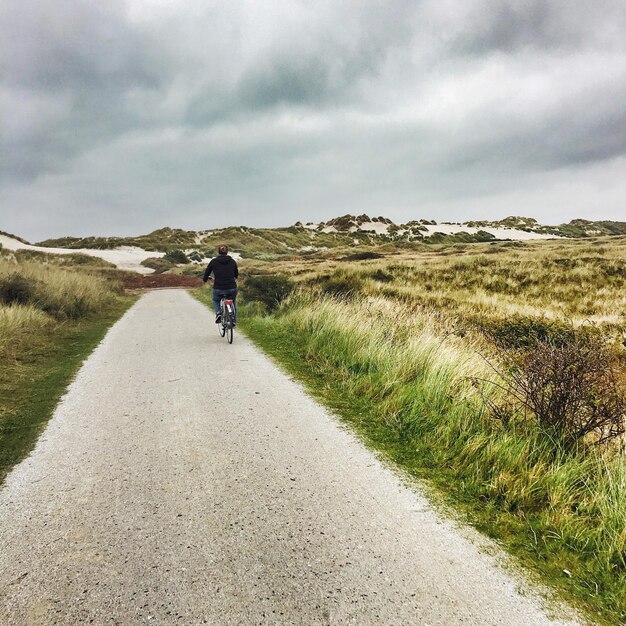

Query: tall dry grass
<box><xmin>0</xmin><ymin>305</ymin><xmax>52</xmax><ymax>357</ymax></box>
<box><xmin>0</xmin><ymin>258</ymin><xmax>122</xmax><ymax>360</ymax></box>
<box><xmin>0</xmin><ymin>260</ymin><xmax>120</xmax><ymax>319</ymax></box>
<box><xmin>262</xmin><ymin>236</ymin><xmax>626</xmax><ymax>332</ymax></box>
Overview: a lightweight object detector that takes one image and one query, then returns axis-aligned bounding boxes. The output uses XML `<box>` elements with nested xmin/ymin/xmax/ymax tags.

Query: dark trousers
<box><xmin>212</xmin><ymin>288</ymin><xmax>238</xmax><ymax>321</ymax></box>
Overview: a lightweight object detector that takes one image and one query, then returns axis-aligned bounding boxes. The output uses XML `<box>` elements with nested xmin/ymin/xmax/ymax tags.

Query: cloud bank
<box><xmin>2</xmin><ymin>0</ymin><xmax>625</xmax><ymax>239</ymax></box>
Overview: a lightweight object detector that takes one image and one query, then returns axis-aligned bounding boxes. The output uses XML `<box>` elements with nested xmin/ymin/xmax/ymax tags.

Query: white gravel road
<box><xmin>0</xmin><ymin>290</ymin><xmax>580</xmax><ymax>625</ymax></box>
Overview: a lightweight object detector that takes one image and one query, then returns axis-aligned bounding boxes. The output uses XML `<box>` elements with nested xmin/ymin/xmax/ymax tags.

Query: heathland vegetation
<box><xmin>36</xmin><ymin>215</ymin><xmax>626</xmax><ymax>257</ymax></box>
<box><xmin>2</xmin><ymin>224</ymin><xmax>625</xmax><ymax>623</ymax></box>
<box><xmin>0</xmin><ymin>247</ymin><xmax>135</xmax><ymax>482</ymax></box>
<box><xmin>225</xmin><ymin>234</ymin><xmax>626</xmax><ymax>624</ymax></box>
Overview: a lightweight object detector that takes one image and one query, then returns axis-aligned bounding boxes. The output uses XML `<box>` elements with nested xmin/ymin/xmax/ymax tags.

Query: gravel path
<box><xmin>0</xmin><ymin>290</ymin><xmax>579</xmax><ymax>625</ymax></box>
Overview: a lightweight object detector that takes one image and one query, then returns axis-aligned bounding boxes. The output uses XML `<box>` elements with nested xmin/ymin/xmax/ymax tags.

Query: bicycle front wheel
<box><xmin>219</xmin><ymin>321</ymin><xmax>226</xmax><ymax>337</ymax></box>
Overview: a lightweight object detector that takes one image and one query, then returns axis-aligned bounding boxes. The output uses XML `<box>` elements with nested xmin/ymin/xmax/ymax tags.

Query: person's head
<box><xmin>218</xmin><ymin>244</ymin><xmax>228</xmax><ymax>255</ymax></box>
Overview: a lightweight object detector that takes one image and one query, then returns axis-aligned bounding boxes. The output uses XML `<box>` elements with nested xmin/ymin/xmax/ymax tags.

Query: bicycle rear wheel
<box><xmin>218</xmin><ymin>299</ymin><xmax>226</xmax><ymax>337</ymax></box>
<box><xmin>227</xmin><ymin>323</ymin><xmax>233</xmax><ymax>344</ymax></box>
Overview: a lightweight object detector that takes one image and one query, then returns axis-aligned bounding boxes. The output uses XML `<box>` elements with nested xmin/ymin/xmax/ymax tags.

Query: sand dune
<box><xmin>0</xmin><ymin>234</ymin><xmax>163</xmax><ymax>274</ymax></box>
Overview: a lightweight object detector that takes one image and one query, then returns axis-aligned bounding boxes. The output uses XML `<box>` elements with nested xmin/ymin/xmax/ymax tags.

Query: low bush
<box><xmin>163</xmin><ymin>249</ymin><xmax>189</xmax><ymax>264</ymax></box>
<box><xmin>141</xmin><ymin>257</ymin><xmax>174</xmax><ymax>274</ymax></box>
<box><xmin>243</xmin><ymin>274</ymin><xmax>294</xmax><ymax>312</ymax></box>
<box><xmin>0</xmin><ymin>273</ymin><xmax>36</xmax><ymax>305</ymax></box>
<box><xmin>187</xmin><ymin>250</ymin><xmax>203</xmax><ymax>263</ymax></box>
<box><xmin>369</xmin><ymin>269</ymin><xmax>393</xmax><ymax>283</ymax></box>
<box><xmin>314</xmin><ymin>272</ymin><xmax>364</xmax><ymax>297</ymax></box>
<box><xmin>181</xmin><ymin>267</ymin><xmax>204</xmax><ymax>279</ymax></box>
<box><xmin>480</xmin><ymin>331</ymin><xmax>626</xmax><ymax>446</ymax></box>
<box><xmin>475</xmin><ymin>230</ymin><xmax>497</xmax><ymax>242</ymax></box>
<box><xmin>482</xmin><ymin>316</ymin><xmax>579</xmax><ymax>349</ymax></box>
<box><xmin>340</xmin><ymin>251</ymin><xmax>383</xmax><ymax>261</ymax></box>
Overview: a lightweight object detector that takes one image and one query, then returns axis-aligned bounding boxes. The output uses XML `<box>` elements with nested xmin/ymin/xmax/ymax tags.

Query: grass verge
<box><xmin>0</xmin><ymin>296</ymin><xmax>137</xmax><ymax>485</ymax></box>
<box><xmin>193</xmin><ymin>288</ymin><xmax>625</xmax><ymax>626</ymax></box>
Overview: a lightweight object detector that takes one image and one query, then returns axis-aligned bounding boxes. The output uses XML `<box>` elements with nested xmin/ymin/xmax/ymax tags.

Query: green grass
<box><xmin>0</xmin><ymin>296</ymin><xmax>137</xmax><ymax>485</ymax></box>
<box><xmin>194</xmin><ymin>289</ymin><xmax>625</xmax><ymax>626</ymax></box>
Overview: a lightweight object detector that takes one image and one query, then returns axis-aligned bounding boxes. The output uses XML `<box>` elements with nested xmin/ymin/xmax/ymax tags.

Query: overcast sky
<box><xmin>1</xmin><ymin>0</ymin><xmax>625</xmax><ymax>240</ymax></box>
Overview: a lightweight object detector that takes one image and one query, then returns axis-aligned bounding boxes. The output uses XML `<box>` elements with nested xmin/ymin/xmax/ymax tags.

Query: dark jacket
<box><xmin>203</xmin><ymin>254</ymin><xmax>239</xmax><ymax>289</ymax></box>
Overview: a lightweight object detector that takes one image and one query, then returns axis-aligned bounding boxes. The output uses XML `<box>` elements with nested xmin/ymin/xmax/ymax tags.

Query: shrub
<box><xmin>243</xmin><ymin>274</ymin><xmax>294</xmax><ymax>312</ymax></box>
<box><xmin>340</xmin><ymin>251</ymin><xmax>383</xmax><ymax>261</ymax></box>
<box><xmin>181</xmin><ymin>267</ymin><xmax>204</xmax><ymax>279</ymax></box>
<box><xmin>141</xmin><ymin>257</ymin><xmax>174</xmax><ymax>274</ymax></box>
<box><xmin>318</xmin><ymin>274</ymin><xmax>364</xmax><ymax>297</ymax></box>
<box><xmin>482</xmin><ymin>316</ymin><xmax>579</xmax><ymax>350</ymax></box>
<box><xmin>163</xmin><ymin>249</ymin><xmax>189</xmax><ymax>264</ymax></box>
<box><xmin>63</xmin><ymin>253</ymin><xmax>115</xmax><ymax>267</ymax></box>
<box><xmin>475</xmin><ymin>230</ymin><xmax>496</xmax><ymax>242</ymax></box>
<box><xmin>370</xmin><ymin>269</ymin><xmax>393</xmax><ymax>283</ymax></box>
<box><xmin>479</xmin><ymin>333</ymin><xmax>626</xmax><ymax>446</ymax></box>
<box><xmin>0</xmin><ymin>273</ymin><xmax>36</xmax><ymax>305</ymax></box>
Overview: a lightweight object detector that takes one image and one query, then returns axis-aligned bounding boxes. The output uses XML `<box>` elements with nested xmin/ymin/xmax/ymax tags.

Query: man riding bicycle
<box><xmin>203</xmin><ymin>244</ymin><xmax>239</xmax><ymax>325</ymax></box>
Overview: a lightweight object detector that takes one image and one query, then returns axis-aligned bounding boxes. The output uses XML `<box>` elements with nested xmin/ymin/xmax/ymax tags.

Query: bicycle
<box><xmin>218</xmin><ymin>297</ymin><xmax>235</xmax><ymax>344</ymax></box>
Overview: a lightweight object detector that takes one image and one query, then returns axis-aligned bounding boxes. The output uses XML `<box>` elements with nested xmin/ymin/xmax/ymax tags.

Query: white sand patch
<box><xmin>483</xmin><ymin>227</ymin><xmax>560</xmax><ymax>240</ymax></box>
<box><xmin>0</xmin><ymin>234</ymin><xmax>163</xmax><ymax>274</ymax></box>
<box><xmin>321</xmin><ymin>226</ymin><xmax>338</xmax><ymax>233</ymax></box>
<box><xmin>358</xmin><ymin>221</ymin><xmax>390</xmax><ymax>234</ymax></box>
<box><xmin>299</xmin><ymin>245</ymin><xmax>330</xmax><ymax>253</ymax></box>
<box><xmin>420</xmin><ymin>225</ymin><xmax>560</xmax><ymax>240</ymax></box>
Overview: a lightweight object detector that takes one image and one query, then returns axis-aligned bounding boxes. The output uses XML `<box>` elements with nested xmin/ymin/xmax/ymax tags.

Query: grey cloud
<box><xmin>1</xmin><ymin>0</ymin><xmax>174</xmax><ymax>180</ymax></box>
<box><xmin>451</xmin><ymin>0</ymin><xmax>626</xmax><ymax>55</ymax></box>
<box><xmin>443</xmin><ymin>98</ymin><xmax>626</xmax><ymax>176</ymax></box>
<box><xmin>185</xmin><ymin>0</ymin><xmax>416</xmax><ymax>124</ymax></box>
<box><xmin>1</xmin><ymin>0</ymin><xmax>625</xmax><ymax>239</ymax></box>
<box><xmin>2</xmin><ymin>0</ymin><xmax>163</xmax><ymax>91</ymax></box>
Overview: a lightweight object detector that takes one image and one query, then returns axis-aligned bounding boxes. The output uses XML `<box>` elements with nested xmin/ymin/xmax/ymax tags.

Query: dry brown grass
<box><xmin>241</xmin><ymin>236</ymin><xmax>626</xmax><ymax>334</ymax></box>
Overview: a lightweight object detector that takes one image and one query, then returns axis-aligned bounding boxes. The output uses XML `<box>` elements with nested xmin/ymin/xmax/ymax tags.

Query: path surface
<box><xmin>0</xmin><ymin>290</ymin><xmax>579</xmax><ymax>625</ymax></box>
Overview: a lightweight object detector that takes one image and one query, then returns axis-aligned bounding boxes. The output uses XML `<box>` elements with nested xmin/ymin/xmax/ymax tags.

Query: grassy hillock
<box><xmin>11</xmin><ymin>248</ymin><xmax>117</xmax><ymax>268</ymax></box>
<box><xmin>36</xmin><ymin>234</ymin><xmax>129</xmax><ymax>249</ymax></box>
<box><xmin>37</xmin><ymin>226</ymin><xmax>199</xmax><ymax>252</ymax></box>
<box><xmin>543</xmin><ymin>220</ymin><xmax>626</xmax><ymax>238</ymax></box>
<box><xmin>466</xmin><ymin>216</ymin><xmax>540</xmax><ymax>229</ymax></box>
<box><xmin>0</xmin><ymin>230</ymin><xmax>31</xmax><ymax>245</ymax></box>
<box><xmin>465</xmin><ymin>216</ymin><xmax>626</xmax><ymax>238</ymax></box>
